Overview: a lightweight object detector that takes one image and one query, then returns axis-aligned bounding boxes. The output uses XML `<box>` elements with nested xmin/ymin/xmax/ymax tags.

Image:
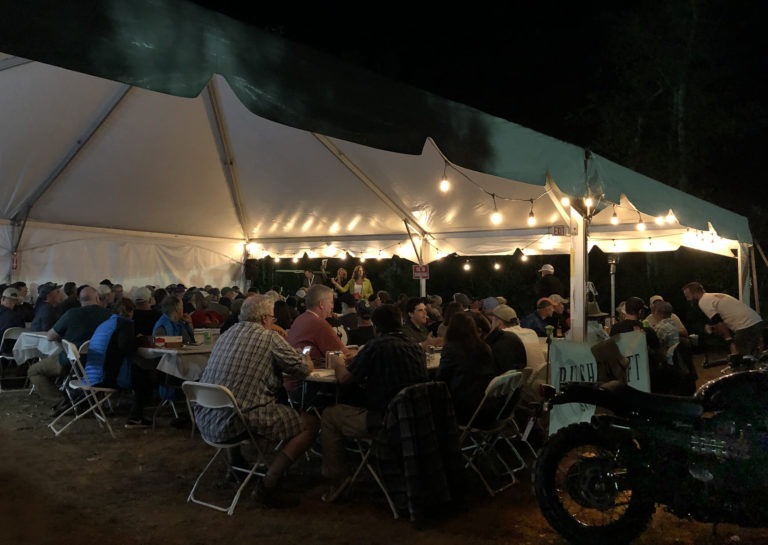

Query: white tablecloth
<box><xmin>137</xmin><ymin>345</ymin><xmax>213</xmax><ymax>381</ymax></box>
<box><xmin>12</xmin><ymin>332</ymin><xmax>61</xmax><ymax>362</ymax></box>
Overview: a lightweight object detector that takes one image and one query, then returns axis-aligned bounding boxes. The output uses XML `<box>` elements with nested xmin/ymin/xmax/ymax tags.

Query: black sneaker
<box><xmin>124</xmin><ymin>417</ymin><xmax>152</xmax><ymax>429</ymax></box>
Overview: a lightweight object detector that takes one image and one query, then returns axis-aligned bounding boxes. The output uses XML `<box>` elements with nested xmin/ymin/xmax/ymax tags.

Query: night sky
<box><xmin>193</xmin><ymin>2</ymin><xmax>768</xmax><ymax>225</ymax></box>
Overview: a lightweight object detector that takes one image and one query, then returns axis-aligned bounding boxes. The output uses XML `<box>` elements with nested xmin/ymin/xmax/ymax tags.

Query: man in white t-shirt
<box><xmin>682</xmin><ymin>282</ymin><xmax>764</xmax><ymax>356</ymax></box>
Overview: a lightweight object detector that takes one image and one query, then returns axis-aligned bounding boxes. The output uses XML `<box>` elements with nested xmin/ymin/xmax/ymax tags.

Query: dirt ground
<box><xmin>2</xmin><ymin>353</ymin><xmax>768</xmax><ymax>545</ymax></box>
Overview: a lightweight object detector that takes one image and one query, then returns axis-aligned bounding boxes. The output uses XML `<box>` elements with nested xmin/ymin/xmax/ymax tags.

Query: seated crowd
<box><xmin>1</xmin><ymin>266</ymin><xmax>724</xmax><ymax>511</ymax></box>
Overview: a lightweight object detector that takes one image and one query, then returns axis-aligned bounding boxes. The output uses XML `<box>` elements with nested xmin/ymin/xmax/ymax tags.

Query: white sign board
<box><xmin>548</xmin><ymin>330</ymin><xmax>651</xmax><ymax>435</ymax></box>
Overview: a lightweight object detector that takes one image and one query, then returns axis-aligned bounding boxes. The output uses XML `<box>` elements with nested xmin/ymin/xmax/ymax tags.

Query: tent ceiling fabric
<box><xmin>0</xmin><ymin>0</ymin><xmax>753</xmax><ymax>289</ymax></box>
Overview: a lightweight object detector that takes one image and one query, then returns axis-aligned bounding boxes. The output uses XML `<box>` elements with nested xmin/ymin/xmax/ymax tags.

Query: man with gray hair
<box><xmin>287</xmin><ymin>284</ymin><xmax>354</xmax><ymax>362</ymax></box>
<box><xmin>195</xmin><ymin>295</ymin><xmax>319</xmax><ymax>508</ymax></box>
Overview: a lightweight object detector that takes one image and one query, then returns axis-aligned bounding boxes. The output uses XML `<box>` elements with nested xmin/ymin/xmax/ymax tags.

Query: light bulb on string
<box><xmin>610</xmin><ymin>205</ymin><xmax>619</xmax><ymax>225</ymax></box>
<box><xmin>493</xmin><ymin>262</ymin><xmax>501</xmax><ymax>270</ymax></box>
<box><xmin>635</xmin><ymin>210</ymin><xmax>646</xmax><ymax>231</ymax></box>
<box><xmin>490</xmin><ymin>193</ymin><xmax>502</xmax><ymax>225</ymax></box>
<box><xmin>560</xmin><ymin>196</ymin><xmax>570</xmax><ymax>207</ymax></box>
<box><xmin>438</xmin><ymin>160</ymin><xmax>450</xmax><ymax>192</ymax></box>
<box><xmin>463</xmin><ymin>260</ymin><xmax>471</xmax><ymax>271</ymax></box>
<box><xmin>666</xmin><ymin>211</ymin><xmax>676</xmax><ymax>224</ymax></box>
<box><xmin>527</xmin><ymin>199</ymin><xmax>536</xmax><ymax>226</ymax></box>
<box><xmin>520</xmin><ymin>251</ymin><xmax>528</xmax><ymax>262</ymax></box>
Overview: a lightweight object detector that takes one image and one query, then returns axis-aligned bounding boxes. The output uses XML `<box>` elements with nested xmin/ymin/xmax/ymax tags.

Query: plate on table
<box><xmin>310</xmin><ymin>369</ymin><xmax>335</xmax><ymax>378</ymax></box>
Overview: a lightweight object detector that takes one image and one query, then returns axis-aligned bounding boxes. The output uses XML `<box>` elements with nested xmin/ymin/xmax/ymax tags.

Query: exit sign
<box><xmin>412</xmin><ymin>264</ymin><xmax>430</xmax><ymax>279</ymax></box>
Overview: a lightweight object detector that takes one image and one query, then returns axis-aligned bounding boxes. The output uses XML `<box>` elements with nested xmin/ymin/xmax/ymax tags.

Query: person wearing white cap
<box><xmin>646</xmin><ymin>295</ymin><xmax>688</xmax><ymax>336</ymax></box>
<box><xmin>132</xmin><ymin>286</ymin><xmax>162</xmax><ymax>336</ymax></box>
<box><xmin>534</xmin><ymin>263</ymin><xmax>565</xmax><ymax>300</ymax></box>
<box><xmin>0</xmin><ymin>287</ymin><xmax>25</xmax><ymax>343</ymax></box>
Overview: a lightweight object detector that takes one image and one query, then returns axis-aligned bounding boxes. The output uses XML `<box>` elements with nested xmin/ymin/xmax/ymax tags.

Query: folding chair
<box><xmin>48</xmin><ymin>340</ymin><xmax>119</xmax><ymax>439</ymax></box>
<box><xmin>342</xmin><ymin>437</ymin><xmax>400</xmax><ymax>519</ymax></box>
<box><xmin>459</xmin><ymin>369</ymin><xmax>529</xmax><ymax>496</ymax></box>
<box><xmin>0</xmin><ymin>327</ymin><xmax>30</xmax><ymax>392</ymax></box>
<box><xmin>362</xmin><ymin>381</ymin><xmax>466</xmax><ymax>522</ymax></box>
<box><xmin>182</xmin><ymin>380</ymin><xmax>269</xmax><ymax>515</ymax></box>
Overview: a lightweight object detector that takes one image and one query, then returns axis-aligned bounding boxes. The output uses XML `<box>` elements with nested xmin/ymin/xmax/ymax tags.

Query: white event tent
<box><xmin>0</xmin><ymin>1</ymin><xmax>754</xmax><ymax>340</ymax></box>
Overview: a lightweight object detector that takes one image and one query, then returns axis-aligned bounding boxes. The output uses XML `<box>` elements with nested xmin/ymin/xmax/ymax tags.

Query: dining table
<box><xmin>12</xmin><ymin>331</ymin><xmax>61</xmax><ymax>363</ymax></box>
<box><xmin>137</xmin><ymin>344</ymin><xmax>213</xmax><ymax>381</ymax></box>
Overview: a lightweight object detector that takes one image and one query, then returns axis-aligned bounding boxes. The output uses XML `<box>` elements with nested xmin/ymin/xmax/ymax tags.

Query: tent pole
<box><xmin>738</xmin><ymin>242</ymin><xmax>751</xmax><ymax>305</ymax></box>
<box><xmin>750</xmin><ymin>245</ymin><xmax>760</xmax><ymax>314</ymax></box>
<box><xmin>608</xmin><ymin>255</ymin><xmax>617</xmax><ymax>330</ymax></box>
<box><xmin>569</xmin><ymin>207</ymin><xmax>587</xmax><ymax>342</ymax></box>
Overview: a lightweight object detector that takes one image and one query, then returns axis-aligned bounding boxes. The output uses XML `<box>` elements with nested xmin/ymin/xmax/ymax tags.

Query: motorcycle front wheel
<box><xmin>534</xmin><ymin>422</ymin><xmax>655</xmax><ymax>545</ymax></box>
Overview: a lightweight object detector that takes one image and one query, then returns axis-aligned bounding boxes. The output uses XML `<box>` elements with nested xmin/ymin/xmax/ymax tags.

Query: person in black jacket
<box><xmin>534</xmin><ymin>264</ymin><xmax>565</xmax><ymax>300</ymax></box>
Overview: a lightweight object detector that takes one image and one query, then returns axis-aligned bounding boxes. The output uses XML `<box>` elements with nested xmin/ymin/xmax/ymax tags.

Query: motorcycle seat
<box><xmin>601</xmin><ymin>381</ymin><xmax>703</xmax><ymax>420</ymax></box>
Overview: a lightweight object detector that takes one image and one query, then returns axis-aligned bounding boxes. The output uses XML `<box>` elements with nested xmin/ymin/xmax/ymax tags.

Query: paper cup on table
<box><xmin>154</xmin><ymin>337</ymin><xmax>166</xmax><ymax>348</ymax></box>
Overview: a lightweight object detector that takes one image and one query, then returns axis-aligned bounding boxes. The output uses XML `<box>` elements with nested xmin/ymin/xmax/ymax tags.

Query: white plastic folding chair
<box><xmin>459</xmin><ymin>369</ymin><xmax>529</xmax><ymax>496</ymax></box>
<box><xmin>182</xmin><ymin>380</ymin><xmax>269</xmax><ymax>515</ymax></box>
<box><xmin>0</xmin><ymin>327</ymin><xmax>30</xmax><ymax>392</ymax></box>
<box><xmin>48</xmin><ymin>339</ymin><xmax>118</xmax><ymax>439</ymax></box>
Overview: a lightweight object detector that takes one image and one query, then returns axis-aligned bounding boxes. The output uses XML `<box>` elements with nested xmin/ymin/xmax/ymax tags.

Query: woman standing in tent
<box><xmin>332</xmin><ymin>264</ymin><xmax>373</xmax><ymax>302</ymax></box>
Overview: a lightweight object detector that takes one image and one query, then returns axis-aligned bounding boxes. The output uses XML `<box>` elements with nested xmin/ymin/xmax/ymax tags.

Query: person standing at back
<box><xmin>333</xmin><ymin>265</ymin><xmax>373</xmax><ymax>302</ymax></box>
<box><xmin>534</xmin><ymin>264</ymin><xmax>565</xmax><ymax>300</ymax></box>
<box><xmin>682</xmin><ymin>281</ymin><xmax>764</xmax><ymax>357</ymax></box>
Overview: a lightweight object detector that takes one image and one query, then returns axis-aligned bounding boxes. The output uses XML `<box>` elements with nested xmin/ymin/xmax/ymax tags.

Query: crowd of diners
<box><xmin>1</xmin><ymin>263</ymin><xmax>762</xmax><ymax>510</ymax></box>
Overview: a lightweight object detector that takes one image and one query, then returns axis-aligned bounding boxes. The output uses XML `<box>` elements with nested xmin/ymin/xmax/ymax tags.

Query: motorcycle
<box><xmin>533</xmin><ymin>356</ymin><xmax>768</xmax><ymax>545</ymax></box>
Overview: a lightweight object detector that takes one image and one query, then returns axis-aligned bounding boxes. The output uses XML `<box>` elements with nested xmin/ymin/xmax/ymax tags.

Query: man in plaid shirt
<box><xmin>196</xmin><ymin>295</ymin><xmax>319</xmax><ymax>507</ymax></box>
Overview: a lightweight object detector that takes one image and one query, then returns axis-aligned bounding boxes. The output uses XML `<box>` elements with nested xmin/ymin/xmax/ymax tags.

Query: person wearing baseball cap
<box><xmin>645</xmin><ymin>294</ymin><xmax>687</xmax><ymax>336</ymax></box>
<box><xmin>545</xmin><ymin>293</ymin><xmax>570</xmax><ymax>337</ymax></box>
<box><xmin>486</xmin><ymin>304</ymin><xmax>527</xmax><ymax>371</ymax></box>
<box><xmin>520</xmin><ymin>297</ymin><xmax>556</xmax><ymax>337</ymax></box>
<box><xmin>0</xmin><ymin>287</ymin><xmax>25</xmax><ymax>345</ymax></box>
<box><xmin>535</xmin><ymin>263</ymin><xmax>565</xmax><ymax>301</ymax></box>
<box><xmin>30</xmin><ymin>283</ymin><xmax>64</xmax><ymax>332</ymax></box>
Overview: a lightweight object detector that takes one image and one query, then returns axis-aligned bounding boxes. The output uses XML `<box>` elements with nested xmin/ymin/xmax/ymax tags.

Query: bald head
<box><xmin>79</xmin><ymin>286</ymin><xmax>101</xmax><ymax>306</ymax></box>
